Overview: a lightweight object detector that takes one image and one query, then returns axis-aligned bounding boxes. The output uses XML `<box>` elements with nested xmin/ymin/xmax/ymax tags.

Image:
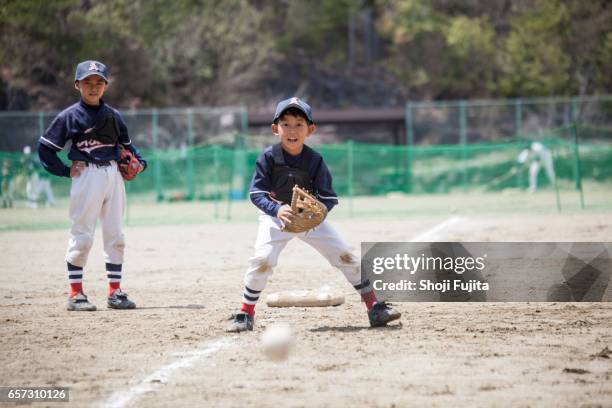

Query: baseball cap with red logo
<box><xmin>74</xmin><ymin>60</ymin><xmax>109</xmax><ymax>82</ymax></box>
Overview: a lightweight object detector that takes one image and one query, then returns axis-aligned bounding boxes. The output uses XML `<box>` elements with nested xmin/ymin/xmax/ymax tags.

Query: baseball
<box><xmin>260</xmin><ymin>323</ymin><xmax>294</xmax><ymax>361</ymax></box>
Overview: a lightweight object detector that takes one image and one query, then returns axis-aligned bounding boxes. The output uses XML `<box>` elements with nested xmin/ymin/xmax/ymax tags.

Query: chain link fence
<box><xmin>1</xmin><ymin>97</ymin><xmax>610</xmax><ymax>230</ymax></box>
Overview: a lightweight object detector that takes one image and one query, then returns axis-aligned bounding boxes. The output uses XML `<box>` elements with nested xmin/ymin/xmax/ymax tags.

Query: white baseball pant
<box><xmin>242</xmin><ymin>213</ymin><xmax>362</xmax><ymax>303</ymax></box>
<box><xmin>65</xmin><ymin>161</ymin><xmax>125</xmax><ymax>267</ymax></box>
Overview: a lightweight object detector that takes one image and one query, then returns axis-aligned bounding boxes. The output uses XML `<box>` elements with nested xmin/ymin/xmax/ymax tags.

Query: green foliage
<box><xmin>0</xmin><ymin>0</ymin><xmax>610</xmax><ymax>109</ymax></box>
<box><xmin>278</xmin><ymin>0</ymin><xmax>356</xmax><ymax>54</ymax></box>
<box><xmin>379</xmin><ymin>1</ymin><xmax>498</xmax><ymax>98</ymax></box>
<box><xmin>597</xmin><ymin>32</ymin><xmax>612</xmax><ymax>91</ymax></box>
<box><xmin>497</xmin><ymin>0</ymin><xmax>572</xmax><ymax>96</ymax></box>
<box><xmin>443</xmin><ymin>16</ymin><xmax>497</xmax><ymax>96</ymax></box>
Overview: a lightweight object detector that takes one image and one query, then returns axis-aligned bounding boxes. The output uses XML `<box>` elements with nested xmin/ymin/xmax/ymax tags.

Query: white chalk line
<box><xmin>409</xmin><ymin>215</ymin><xmax>465</xmax><ymax>242</ymax></box>
<box><xmin>103</xmin><ymin>338</ymin><xmax>235</xmax><ymax>408</ymax></box>
<box><xmin>102</xmin><ymin>217</ymin><xmax>463</xmax><ymax>408</ymax></box>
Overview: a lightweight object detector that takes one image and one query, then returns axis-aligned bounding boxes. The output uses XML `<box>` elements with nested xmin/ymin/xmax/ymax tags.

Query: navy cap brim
<box><xmin>76</xmin><ymin>71</ymin><xmax>108</xmax><ymax>82</ymax></box>
<box><xmin>273</xmin><ymin>103</ymin><xmax>313</xmax><ymax>123</ymax></box>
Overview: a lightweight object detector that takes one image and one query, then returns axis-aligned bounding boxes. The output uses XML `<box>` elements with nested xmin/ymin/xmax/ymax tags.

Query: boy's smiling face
<box><xmin>74</xmin><ymin>75</ymin><xmax>107</xmax><ymax>106</ymax></box>
<box><xmin>271</xmin><ymin>113</ymin><xmax>316</xmax><ymax>156</ymax></box>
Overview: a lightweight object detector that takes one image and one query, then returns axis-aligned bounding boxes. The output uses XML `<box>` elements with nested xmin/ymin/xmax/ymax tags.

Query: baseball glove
<box><xmin>282</xmin><ymin>185</ymin><xmax>327</xmax><ymax>233</ymax></box>
<box><xmin>118</xmin><ymin>146</ymin><xmax>141</xmax><ymax>181</ymax></box>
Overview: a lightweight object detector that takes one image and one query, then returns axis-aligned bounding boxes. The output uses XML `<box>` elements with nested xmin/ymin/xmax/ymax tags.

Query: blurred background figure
<box><xmin>1</xmin><ymin>158</ymin><xmax>14</xmax><ymax>208</ymax></box>
<box><xmin>22</xmin><ymin>145</ymin><xmax>55</xmax><ymax>208</ymax></box>
<box><xmin>517</xmin><ymin>141</ymin><xmax>556</xmax><ymax>193</ymax></box>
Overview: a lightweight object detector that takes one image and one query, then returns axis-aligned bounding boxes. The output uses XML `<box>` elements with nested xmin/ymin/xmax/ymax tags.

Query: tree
<box><xmin>0</xmin><ymin>0</ymin><xmax>610</xmax><ymax>110</ymax></box>
<box><xmin>497</xmin><ymin>0</ymin><xmax>572</xmax><ymax>96</ymax></box>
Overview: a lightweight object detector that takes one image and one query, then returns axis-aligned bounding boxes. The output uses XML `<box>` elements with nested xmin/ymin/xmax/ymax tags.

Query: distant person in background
<box><xmin>22</xmin><ymin>145</ymin><xmax>39</xmax><ymax>208</ymax></box>
<box><xmin>22</xmin><ymin>145</ymin><xmax>56</xmax><ymax>208</ymax></box>
<box><xmin>1</xmin><ymin>158</ymin><xmax>14</xmax><ymax>208</ymax></box>
<box><xmin>517</xmin><ymin>141</ymin><xmax>556</xmax><ymax>193</ymax></box>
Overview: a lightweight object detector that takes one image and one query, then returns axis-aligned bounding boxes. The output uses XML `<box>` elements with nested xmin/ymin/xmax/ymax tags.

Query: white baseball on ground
<box><xmin>260</xmin><ymin>323</ymin><xmax>294</xmax><ymax>361</ymax></box>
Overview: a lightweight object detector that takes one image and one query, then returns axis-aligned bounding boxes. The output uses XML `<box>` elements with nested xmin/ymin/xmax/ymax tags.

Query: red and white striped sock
<box><xmin>107</xmin><ymin>263</ymin><xmax>122</xmax><ymax>296</ymax></box>
<box><xmin>240</xmin><ymin>286</ymin><xmax>261</xmax><ymax>316</ymax></box>
<box><xmin>361</xmin><ymin>290</ymin><xmax>378</xmax><ymax>310</ymax></box>
<box><xmin>241</xmin><ymin>303</ymin><xmax>256</xmax><ymax>317</ymax></box>
<box><xmin>67</xmin><ymin>262</ymin><xmax>83</xmax><ymax>297</ymax></box>
<box><xmin>353</xmin><ymin>279</ymin><xmax>378</xmax><ymax>310</ymax></box>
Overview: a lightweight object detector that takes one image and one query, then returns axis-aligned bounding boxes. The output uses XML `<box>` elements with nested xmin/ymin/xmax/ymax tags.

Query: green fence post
<box><xmin>240</xmin><ymin>106</ymin><xmax>249</xmax><ymax>201</ymax></box>
<box><xmin>347</xmin><ymin>140</ymin><xmax>354</xmax><ymax>217</ymax></box>
<box><xmin>459</xmin><ymin>101</ymin><xmax>468</xmax><ymax>188</ymax></box>
<box><xmin>514</xmin><ymin>98</ymin><xmax>522</xmax><ymax>136</ymax></box>
<box><xmin>516</xmin><ymin>140</ymin><xmax>525</xmax><ymax>190</ymax></box>
<box><xmin>38</xmin><ymin>111</ymin><xmax>44</xmax><ymax>137</ymax></box>
<box><xmin>227</xmin><ymin>157</ymin><xmax>233</xmax><ymax>221</ymax></box>
<box><xmin>515</xmin><ymin>98</ymin><xmax>524</xmax><ymax>189</ymax></box>
<box><xmin>37</xmin><ymin>111</ymin><xmax>49</xmax><ymax>206</ymax></box>
<box><xmin>570</xmin><ymin>97</ymin><xmax>578</xmax><ymax>123</ymax></box>
<box><xmin>240</xmin><ymin>105</ymin><xmax>248</xmax><ymax>137</ymax></box>
<box><xmin>229</xmin><ymin>107</ymin><xmax>248</xmax><ymax>221</ymax></box>
<box><xmin>228</xmin><ymin>138</ymin><xmax>242</xmax><ymax>222</ymax></box>
<box><xmin>186</xmin><ymin>109</ymin><xmax>195</xmax><ymax>200</ymax></box>
<box><xmin>152</xmin><ymin>109</ymin><xmax>162</xmax><ymax>202</ymax></box>
<box><xmin>571</xmin><ymin>123</ymin><xmax>585</xmax><ymax>209</ymax></box>
<box><xmin>405</xmin><ymin>102</ymin><xmax>414</xmax><ymax>193</ymax></box>
<box><xmin>231</xmin><ymin>134</ymin><xmax>247</xmax><ymax>197</ymax></box>
<box><xmin>549</xmin><ymin>141</ymin><xmax>562</xmax><ymax>213</ymax></box>
<box><xmin>213</xmin><ymin>145</ymin><xmax>220</xmax><ymax>220</ymax></box>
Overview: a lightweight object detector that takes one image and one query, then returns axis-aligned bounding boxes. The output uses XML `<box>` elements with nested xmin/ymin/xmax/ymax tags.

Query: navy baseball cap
<box><xmin>273</xmin><ymin>97</ymin><xmax>314</xmax><ymax>123</ymax></box>
<box><xmin>75</xmin><ymin>60</ymin><xmax>109</xmax><ymax>82</ymax></box>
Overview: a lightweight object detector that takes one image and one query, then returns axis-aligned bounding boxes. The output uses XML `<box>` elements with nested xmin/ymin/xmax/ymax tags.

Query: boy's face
<box><xmin>271</xmin><ymin>114</ymin><xmax>316</xmax><ymax>155</ymax></box>
<box><xmin>74</xmin><ymin>75</ymin><xmax>107</xmax><ymax>106</ymax></box>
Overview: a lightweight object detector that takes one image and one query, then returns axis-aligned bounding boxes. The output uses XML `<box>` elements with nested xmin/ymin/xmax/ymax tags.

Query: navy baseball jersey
<box><xmin>249</xmin><ymin>144</ymin><xmax>339</xmax><ymax>216</ymax></box>
<box><xmin>38</xmin><ymin>99</ymin><xmax>145</xmax><ymax>177</ymax></box>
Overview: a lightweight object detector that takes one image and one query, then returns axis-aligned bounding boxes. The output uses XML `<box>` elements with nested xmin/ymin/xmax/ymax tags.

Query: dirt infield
<box><xmin>1</xmin><ymin>213</ymin><xmax>611</xmax><ymax>407</ymax></box>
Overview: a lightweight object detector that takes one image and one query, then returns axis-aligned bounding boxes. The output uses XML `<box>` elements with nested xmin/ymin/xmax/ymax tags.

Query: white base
<box><xmin>266</xmin><ymin>287</ymin><xmax>345</xmax><ymax>307</ymax></box>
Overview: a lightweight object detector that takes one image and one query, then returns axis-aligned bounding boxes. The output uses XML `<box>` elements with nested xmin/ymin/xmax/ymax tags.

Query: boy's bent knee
<box><xmin>249</xmin><ymin>255</ymin><xmax>272</xmax><ymax>273</ymax></box>
<box><xmin>106</xmin><ymin>234</ymin><xmax>125</xmax><ymax>251</ymax></box>
<box><xmin>71</xmin><ymin>235</ymin><xmax>94</xmax><ymax>253</ymax></box>
<box><xmin>340</xmin><ymin>252</ymin><xmax>358</xmax><ymax>265</ymax></box>
<box><xmin>67</xmin><ymin>235</ymin><xmax>94</xmax><ymax>266</ymax></box>
<box><xmin>333</xmin><ymin>251</ymin><xmax>359</xmax><ymax>268</ymax></box>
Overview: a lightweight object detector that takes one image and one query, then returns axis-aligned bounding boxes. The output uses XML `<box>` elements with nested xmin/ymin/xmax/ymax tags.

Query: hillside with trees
<box><xmin>1</xmin><ymin>0</ymin><xmax>610</xmax><ymax>110</ymax></box>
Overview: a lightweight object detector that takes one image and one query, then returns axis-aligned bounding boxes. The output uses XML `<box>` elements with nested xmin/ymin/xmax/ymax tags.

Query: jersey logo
<box><xmin>76</xmin><ymin>139</ymin><xmax>115</xmax><ymax>154</ymax></box>
<box><xmin>88</xmin><ymin>62</ymin><xmax>99</xmax><ymax>71</ymax></box>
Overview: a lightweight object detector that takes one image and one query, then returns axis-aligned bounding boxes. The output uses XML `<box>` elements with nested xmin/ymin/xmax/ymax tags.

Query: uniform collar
<box><xmin>281</xmin><ymin>144</ymin><xmax>307</xmax><ymax>159</ymax></box>
<box><xmin>79</xmin><ymin>98</ymin><xmax>105</xmax><ymax>111</ymax></box>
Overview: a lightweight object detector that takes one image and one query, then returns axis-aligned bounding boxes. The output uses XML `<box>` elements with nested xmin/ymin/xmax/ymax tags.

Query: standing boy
<box><xmin>226</xmin><ymin>97</ymin><xmax>401</xmax><ymax>332</ymax></box>
<box><xmin>1</xmin><ymin>158</ymin><xmax>14</xmax><ymax>208</ymax></box>
<box><xmin>38</xmin><ymin>60</ymin><xmax>146</xmax><ymax>311</ymax></box>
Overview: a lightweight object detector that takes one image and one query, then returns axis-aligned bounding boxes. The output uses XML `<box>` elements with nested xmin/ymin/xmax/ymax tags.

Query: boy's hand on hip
<box><xmin>277</xmin><ymin>204</ymin><xmax>295</xmax><ymax>226</ymax></box>
<box><xmin>70</xmin><ymin>161</ymin><xmax>86</xmax><ymax>178</ymax></box>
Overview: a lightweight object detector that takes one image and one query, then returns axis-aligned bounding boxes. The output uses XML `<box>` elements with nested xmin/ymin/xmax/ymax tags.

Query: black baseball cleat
<box><xmin>226</xmin><ymin>312</ymin><xmax>254</xmax><ymax>332</ymax></box>
<box><xmin>67</xmin><ymin>293</ymin><xmax>97</xmax><ymax>311</ymax></box>
<box><xmin>368</xmin><ymin>301</ymin><xmax>401</xmax><ymax>327</ymax></box>
<box><xmin>107</xmin><ymin>289</ymin><xmax>136</xmax><ymax>310</ymax></box>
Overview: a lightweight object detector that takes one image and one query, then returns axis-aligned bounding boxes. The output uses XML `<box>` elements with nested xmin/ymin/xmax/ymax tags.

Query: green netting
<box><xmin>1</xmin><ymin>123</ymin><xmax>611</xmax><ymax>231</ymax></box>
<box><xmin>1</xmin><ymin>95</ymin><xmax>611</xmax><ymax>230</ymax></box>
<box><xmin>405</xmin><ymin>96</ymin><xmax>612</xmax><ymax>145</ymax></box>
<box><xmin>0</xmin><ymin>107</ymin><xmax>247</xmax><ymax>151</ymax></box>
